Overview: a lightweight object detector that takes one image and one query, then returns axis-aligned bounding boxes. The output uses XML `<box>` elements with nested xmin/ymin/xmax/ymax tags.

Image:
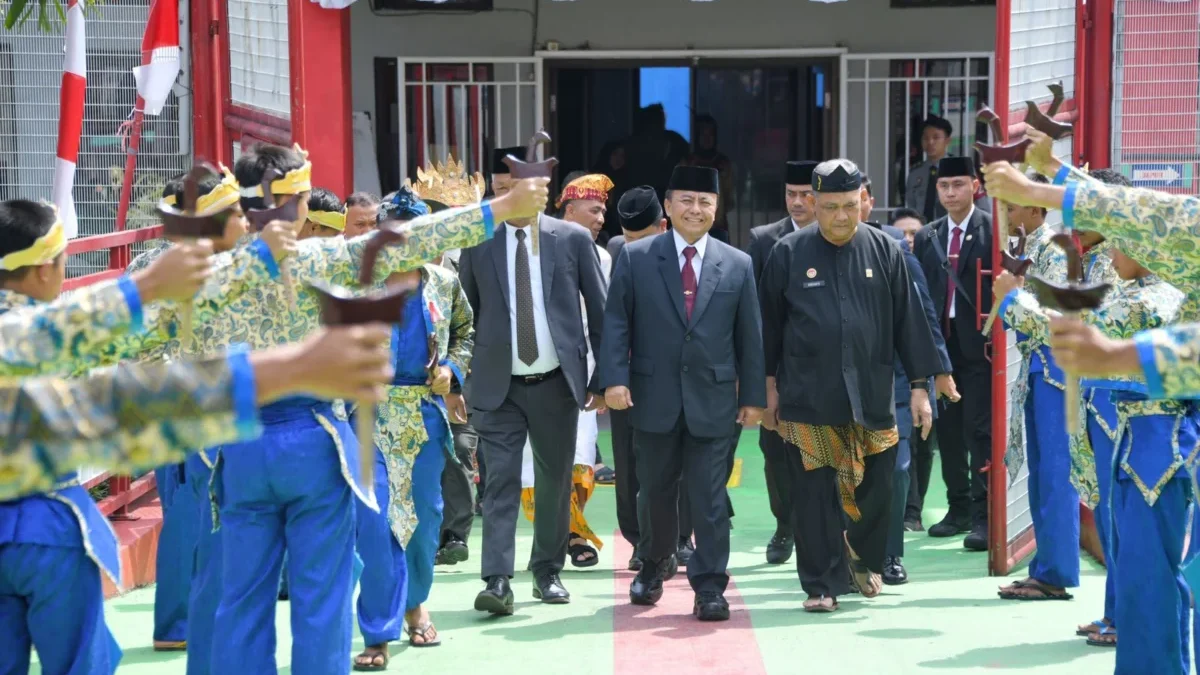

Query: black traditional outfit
<box><xmin>758</xmin><ymin>163</ymin><xmax>943</xmax><ymax>602</ymax></box>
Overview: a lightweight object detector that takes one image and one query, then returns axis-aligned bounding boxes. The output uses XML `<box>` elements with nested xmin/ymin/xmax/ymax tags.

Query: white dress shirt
<box><xmin>945</xmin><ymin>206</ymin><xmax>974</xmax><ymax>319</ymax></box>
<box><xmin>673</xmin><ymin>229</ymin><xmax>708</xmax><ymax>281</ymax></box>
<box><xmin>506</xmin><ymin>219</ymin><xmax>560</xmax><ymax>375</ymax></box>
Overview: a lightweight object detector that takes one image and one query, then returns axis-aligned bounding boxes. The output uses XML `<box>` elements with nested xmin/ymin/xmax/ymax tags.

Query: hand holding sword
<box><xmin>308</xmin><ymin>226</ymin><xmax>418</xmax><ymax>499</ymax></box>
<box><xmin>1025</xmin><ymin>233</ymin><xmax>1112</xmax><ymax>434</ymax></box>
<box><xmin>501</xmin><ymin>131</ymin><xmax>558</xmax><ymax>255</ymax></box>
<box><xmin>156</xmin><ymin>163</ymin><xmax>235</xmax><ymax>353</ymax></box>
<box><xmin>244</xmin><ymin>168</ymin><xmax>300</xmax><ymax>312</ymax></box>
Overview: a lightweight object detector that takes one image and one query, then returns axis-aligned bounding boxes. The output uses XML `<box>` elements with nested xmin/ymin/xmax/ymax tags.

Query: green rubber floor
<box><xmin>38</xmin><ymin>430</ymin><xmax>1116</xmax><ymax>674</ymax></box>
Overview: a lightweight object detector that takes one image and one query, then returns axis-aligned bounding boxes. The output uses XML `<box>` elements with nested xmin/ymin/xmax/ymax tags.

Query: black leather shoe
<box><xmin>883</xmin><ymin>556</ymin><xmax>908</xmax><ymax>585</ymax></box>
<box><xmin>765</xmin><ymin>531</ymin><xmax>794</xmax><ymax>565</ymax></box>
<box><xmin>928</xmin><ymin>514</ymin><xmax>971</xmax><ymax>538</ymax></box>
<box><xmin>629</xmin><ymin>564</ymin><xmax>664</xmax><ymax>606</ymax></box>
<box><xmin>664</xmin><ymin>553</ymin><xmax>679</xmax><ymax>581</ymax></box>
<box><xmin>474</xmin><ymin>576</ymin><xmax>514</xmax><ymax>615</ymax></box>
<box><xmin>904</xmin><ymin>518</ymin><xmax>925</xmax><ymax>532</ymax></box>
<box><xmin>693</xmin><ymin>592</ymin><xmax>730</xmax><ymax>621</ymax></box>
<box><xmin>628</xmin><ymin>554</ymin><xmax>642</xmax><ymax>572</ymax></box>
<box><xmin>676</xmin><ymin>538</ymin><xmax>695</xmax><ymax>567</ymax></box>
<box><xmin>963</xmin><ymin>524</ymin><xmax>988</xmax><ymax>552</ymax></box>
<box><xmin>436</xmin><ymin>538</ymin><xmax>469</xmax><ymax>565</ymax></box>
<box><xmin>533</xmin><ymin>572</ymin><xmax>571</xmax><ymax>604</ymax></box>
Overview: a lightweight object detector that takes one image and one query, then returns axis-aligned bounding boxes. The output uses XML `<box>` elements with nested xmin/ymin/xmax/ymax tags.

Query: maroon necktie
<box><xmin>682</xmin><ymin>246</ymin><xmax>698</xmax><ymax>320</ymax></box>
<box><xmin>945</xmin><ymin>226</ymin><xmax>963</xmax><ymax>333</ymax></box>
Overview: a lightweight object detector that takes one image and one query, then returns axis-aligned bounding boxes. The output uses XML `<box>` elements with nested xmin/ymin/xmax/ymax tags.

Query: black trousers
<box><xmin>905</xmin><ymin>427</ymin><xmax>936</xmax><ymax>520</ymax></box>
<box><xmin>611</xmin><ymin>408</ymin><xmax>691</xmax><ymax>554</ymax></box>
<box><xmin>760</xmin><ymin>429</ymin><xmax>792</xmax><ymax>531</ymax></box>
<box><xmin>937</xmin><ymin>333</ymin><xmax>993</xmax><ymax>525</ymax></box>
<box><xmin>440</xmin><ymin>420</ymin><xmax>478</xmax><ymax>545</ymax></box>
<box><xmin>786</xmin><ymin>443</ymin><xmax>897</xmax><ymax>598</ymax></box>
<box><xmin>635</xmin><ymin>414</ymin><xmax>732</xmax><ymax>594</ymax></box>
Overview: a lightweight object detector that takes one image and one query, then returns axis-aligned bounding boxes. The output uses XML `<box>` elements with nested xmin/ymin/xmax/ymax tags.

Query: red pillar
<box><xmin>288</xmin><ymin>0</ymin><xmax>354</xmax><ymax>198</ymax></box>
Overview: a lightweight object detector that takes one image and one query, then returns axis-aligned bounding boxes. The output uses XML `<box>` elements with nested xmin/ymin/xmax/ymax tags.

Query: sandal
<box><xmin>1076</xmin><ymin>618</ymin><xmax>1112</xmax><ymax>637</ymax></box>
<box><xmin>569</xmin><ymin>536</ymin><xmax>599</xmax><ymax>568</ymax></box>
<box><xmin>845</xmin><ymin>541</ymin><xmax>882</xmax><ymax>599</ymax></box>
<box><xmin>352</xmin><ymin>645</ymin><xmax>389</xmax><ymax>672</ymax></box>
<box><xmin>1086</xmin><ymin>626</ymin><xmax>1117</xmax><ymax>647</ymax></box>
<box><xmin>803</xmin><ymin>595</ymin><xmax>838</xmax><ymax>613</ymax></box>
<box><xmin>406</xmin><ymin>621</ymin><xmax>442</xmax><ymax>648</ymax></box>
<box><xmin>997</xmin><ymin>578</ymin><xmax>1073</xmax><ymax>601</ymax></box>
<box><xmin>152</xmin><ymin>640</ymin><xmax>186</xmax><ymax>652</ymax></box>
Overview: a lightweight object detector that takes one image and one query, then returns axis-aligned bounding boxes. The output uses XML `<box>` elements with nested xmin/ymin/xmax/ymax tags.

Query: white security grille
<box><xmin>999</xmin><ymin>0</ymin><xmax>1078</xmax><ymax>573</ymax></box>
<box><xmin>397</xmin><ymin>59</ymin><xmax>543</xmax><ymax>184</ymax></box>
<box><xmin>0</xmin><ymin>3</ymin><xmax>193</xmax><ymax>276</ymax></box>
<box><xmin>227</xmin><ymin>0</ymin><xmax>290</xmax><ymax>117</ymax></box>
<box><xmin>1112</xmin><ymin>0</ymin><xmax>1200</xmax><ymax>194</ymax></box>
<box><xmin>840</xmin><ymin>53</ymin><xmax>993</xmax><ymax>222</ymax></box>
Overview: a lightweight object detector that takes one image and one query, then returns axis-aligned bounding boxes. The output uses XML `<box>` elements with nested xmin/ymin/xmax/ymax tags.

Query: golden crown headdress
<box><xmin>405</xmin><ymin>156</ymin><xmax>485</xmax><ymax>208</ymax></box>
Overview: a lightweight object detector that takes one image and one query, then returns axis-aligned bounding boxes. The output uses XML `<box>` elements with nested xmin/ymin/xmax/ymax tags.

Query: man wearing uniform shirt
<box><xmin>601</xmin><ymin>166</ymin><xmax>765</xmax><ymax>621</ymax></box>
<box><xmin>759</xmin><ymin>159</ymin><xmax>944</xmax><ymax>613</ymax></box>
<box><xmin>746</xmin><ymin>159</ymin><xmax>818</xmax><ymax>565</ymax></box>
<box><xmin>911</xmin><ymin>156</ymin><xmax>995</xmax><ymax>551</ymax></box>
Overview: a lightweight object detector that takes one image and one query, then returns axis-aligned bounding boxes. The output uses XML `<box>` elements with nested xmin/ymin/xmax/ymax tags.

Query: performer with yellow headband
<box><xmin>0</xmin><ymin>193</ymin><xmax>277</xmax><ymax>675</ymax></box>
<box><xmin>304</xmin><ymin>187</ymin><xmax>348</xmax><ymax>239</ymax></box>
<box><xmin>171</xmin><ymin>142</ymin><xmax>547</xmax><ymax>674</ymax></box>
<box><xmin>518</xmin><ymin>173</ymin><xmax>615</xmax><ymax>569</ymax></box>
<box><xmin>348</xmin><ymin>182</ymin><xmax>476</xmax><ymax>669</ymax></box>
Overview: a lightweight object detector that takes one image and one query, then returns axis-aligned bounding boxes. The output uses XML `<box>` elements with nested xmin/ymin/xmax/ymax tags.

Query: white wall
<box><xmin>349</xmin><ymin>0</ymin><xmax>996</xmax><ymax>112</ymax></box>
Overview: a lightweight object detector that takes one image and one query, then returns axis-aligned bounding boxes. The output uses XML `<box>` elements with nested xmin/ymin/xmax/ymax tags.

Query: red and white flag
<box><xmin>52</xmin><ymin>0</ymin><xmax>86</xmax><ymax>238</ymax></box>
<box><xmin>133</xmin><ymin>0</ymin><xmax>180</xmax><ymax>116</ymax></box>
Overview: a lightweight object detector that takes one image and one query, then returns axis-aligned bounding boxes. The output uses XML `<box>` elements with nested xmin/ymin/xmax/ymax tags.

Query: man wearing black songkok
<box><xmin>759</xmin><ymin>159</ymin><xmax>945</xmax><ymax>613</ymax></box>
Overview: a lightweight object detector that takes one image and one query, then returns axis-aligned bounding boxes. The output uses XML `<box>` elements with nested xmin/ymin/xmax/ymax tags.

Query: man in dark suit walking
<box><xmin>912</xmin><ymin>156</ymin><xmax>994</xmax><ymax>552</ymax></box>
<box><xmin>601</xmin><ymin>166</ymin><xmax>766</xmax><ymax>622</ymax></box>
<box><xmin>459</xmin><ymin>148</ymin><xmax>609</xmax><ymax>615</ymax></box>
<box><xmin>745</xmin><ymin>159</ymin><xmax>818</xmax><ymax>565</ymax></box>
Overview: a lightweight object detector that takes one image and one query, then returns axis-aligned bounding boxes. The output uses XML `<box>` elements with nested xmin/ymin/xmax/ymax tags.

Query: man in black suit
<box><xmin>912</xmin><ymin>156</ymin><xmax>994</xmax><ymax>552</ymax></box>
<box><xmin>605</xmin><ymin>186</ymin><xmax>671</xmax><ymax>572</ymax></box>
<box><xmin>745</xmin><ymin>159</ymin><xmax>818</xmax><ymax>565</ymax></box>
<box><xmin>459</xmin><ymin>148</ymin><xmax>609</xmax><ymax>615</ymax></box>
<box><xmin>601</xmin><ymin>166</ymin><xmax>766</xmax><ymax>622</ymax></box>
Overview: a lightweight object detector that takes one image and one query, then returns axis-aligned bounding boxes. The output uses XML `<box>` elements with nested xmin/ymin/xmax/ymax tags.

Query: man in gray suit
<box><xmin>601</xmin><ymin>166</ymin><xmax>766</xmax><ymax>622</ymax></box>
<box><xmin>905</xmin><ymin>116</ymin><xmax>990</xmax><ymax>222</ymax></box>
<box><xmin>459</xmin><ymin>148</ymin><xmax>609</xmax><ymax>616</ymax></box>
<box><xmin>745</xmin><ymin>159</ymin><xmax>818</xmax><ymax>566</ymax></box>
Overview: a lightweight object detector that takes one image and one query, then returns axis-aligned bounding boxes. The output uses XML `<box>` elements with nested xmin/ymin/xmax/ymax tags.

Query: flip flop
<box><xmin>352</xmin><ymin>646</ymin><xmax>389</xmax><ymax>671</ymax></box>
<box><xmin>1086</xmin><ymin>626</ymin><xmax>1117</xmax><ymax>647</ymax></box>
<box><xmin>1076</xmin><ymin>618</ymin><xmax>1111</xmax><ymax>636</ymax></box>
<box><xmin>998</xmin><ymin>578</ymin><xmax>1073</xmax><ymax>601</ymax></box>
<box><xmin>406</xmin><ymin>621</ymin><xmax>442</xmax><ymax>648</ymax></box>
<box><xmin>803</xmin><ymin>596</ymin><xmax>838</xmax><ymax>613</ymax></box>
<box><xmin>153</xmin><ymin>640</ymin><xmax>186</xmax><ymax>652</ymax></box>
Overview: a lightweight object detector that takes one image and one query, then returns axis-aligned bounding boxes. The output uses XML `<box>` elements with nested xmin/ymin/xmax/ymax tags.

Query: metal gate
<box><xmin>839</xmin><ymin>52</ymin><xmax>993</xmax><ymax>221</ymax></box>
<box><xmin>0</xmin><ymin>2</ymin><xmax>193</xmax><ymax>274</ymax></box>
<box><xmin>991</xmin><ymin>0</ymin><xmax>1080</xmax><ymax>576</ymax></box>
<box><xmin>396</xmin><ymin>59</ymin><xmax>544</xmax><ymax>185</ymax></box>
<box><xmin>1112</xmin><ymin>0</ymin><xmax>1200</xmax><ymax>196</ymax></box>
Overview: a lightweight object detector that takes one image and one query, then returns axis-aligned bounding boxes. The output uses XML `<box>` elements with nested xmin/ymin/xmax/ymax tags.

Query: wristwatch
<box><xmin>910</xmin><ymin>379</ymin><xmax>929</xmax><ymax>390</ymax></box>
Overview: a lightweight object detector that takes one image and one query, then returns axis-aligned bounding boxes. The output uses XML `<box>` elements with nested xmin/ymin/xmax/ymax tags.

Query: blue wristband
<box><xmin>250</xmin><ymin>238</ymin><xmax>281</xmax><ymax>280</ymax></box>
<box><xmin>1061</xmin><ymin>183</ymin><xmax>1079</xmax><ymax>231</ymax></box>
<box><xmin>1053</xmin><ymin>164</ymin><xmax>1072</xmax><ymax>186</ymax></box>
<box><xmin>481</xmin><ymin>202</ymin><xmax>496</xmax><ymax>239</ymax></box>
<box><xmin>116</xmin><ymin>275</ymin><xmax>145</xmax><ymax>334</ymax></box>
<box><xmin>1134</xmin><ymin>330</ymin><xmax>1166</xmax><ymax>400</ymax></box>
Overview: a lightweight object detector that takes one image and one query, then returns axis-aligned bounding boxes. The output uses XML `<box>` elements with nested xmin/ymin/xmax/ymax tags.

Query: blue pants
<box><xmin>1087</xmin><ymin>399</ymin><xmax>1118</xmax><ymax>624</ymax></box>
<box><xmin>356</xmin><ymin>449</ymin><xmax>408</xmax><ymax>646</ymax></box>
<box><xmin>153</xmin><ymin>463</ymin><xmax>200</xmax><ymax>643</ymax></box>
<box><xmin>886</xmin><ymin>404</ymin><xmax>912</xmax><ymax>558</ymax></box>
<box><xmin>1025</xmin><ymin>378</ymin><xmax>1080</xmax><ymax>588</ymax></box>
<box><xmin>210</xmin><ymin>413</ymin><xmax>357</xmax><ymax>675</ymax></box>
<box><xmin>183</xmin><ymin>453</ymin><xmax>219</xmax><ymax>675</ymax></box>
<box><xmin>406</xmin><ymin>435</ymin><xmax>447</xmax><ymax>612</ymax></box>
<box><xmin>0</xmin><ymin>544</ymin><xmax>121</xmax><ymax>675</ymax></box>
<box><xmin>1113</xmin><ymin>476</ymin><xmax>1190</xmax><ymax>675</ymax></box>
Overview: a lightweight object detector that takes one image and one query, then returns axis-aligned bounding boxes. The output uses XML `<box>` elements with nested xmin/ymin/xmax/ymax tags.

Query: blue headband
<box><xmin>379</xmin><ymin>188</ymin><xmax>430</xmax><ymax>223</ymax></box>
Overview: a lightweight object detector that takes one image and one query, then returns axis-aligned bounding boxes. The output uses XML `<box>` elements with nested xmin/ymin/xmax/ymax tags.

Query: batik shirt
<box><xmin>998</xmin><ymin>275</ymin><xmax>1185</xmax><ymax>506</ymax></box>
<box><xmin>377</xmin><ymin>263</ymin><xmax>473</xmax><ymax>546</ymax></box>
<box><xmin>1056</xmin><ymin>162</ymin><xmax>1200</xmax><ymax>406</ymax></box>
<box><xmin>0</xmin><ymin>352</ymin><xmax>260</xmax><ymax>501</ymax></box>
<box><xmin>998</xmin><ymin>224</ymin><xmax>1119</xmax><ymax>487</ymax></box>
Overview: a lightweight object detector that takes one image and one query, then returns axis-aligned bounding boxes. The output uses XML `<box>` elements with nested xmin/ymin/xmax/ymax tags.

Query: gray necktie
<box><xmin>515</xmin><ymin>229</ymin><xmax>539</xmax><ymax>366</ymax></box>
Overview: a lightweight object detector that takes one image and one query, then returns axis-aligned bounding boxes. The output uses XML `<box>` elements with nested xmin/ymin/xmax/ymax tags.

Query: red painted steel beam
<box><xmin>288</xmin><ymin>1</ymin><xmax>353</xmax><ymax>198</ymax></box>
<box><xmin>96</xmin><ymin>472</ymin><xmax>157</xmax><ymax>517</ymax></box>
<box><xmin>989</xmin><ymin>0</ymin><xmax>1012</xmax><ymax>577</ymax></box>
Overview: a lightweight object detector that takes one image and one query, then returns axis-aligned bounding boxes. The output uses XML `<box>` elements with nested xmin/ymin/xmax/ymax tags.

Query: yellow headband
<box><xmin>239</xmin><ymin>144</ymin><xmax>314</xmax><ymax>198</ymax></box>
<box><xmin>1</xmin><ymin>218</ymin><xmax>66</xmax><ymax>271</ymax></box>
<box><xmin>195</xmin><ymin>166</ymin><xmax>241</xmax><ymax>214</ymax></box>
<box><xmin>308</xmin><ymin>209</ymin><xmax>346</xmax><ymax>232</ymax></box>
<box><xmin>163</xmin><ymin>194</ymin><xmax>177</xmax><ymax>206</ymax></box>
